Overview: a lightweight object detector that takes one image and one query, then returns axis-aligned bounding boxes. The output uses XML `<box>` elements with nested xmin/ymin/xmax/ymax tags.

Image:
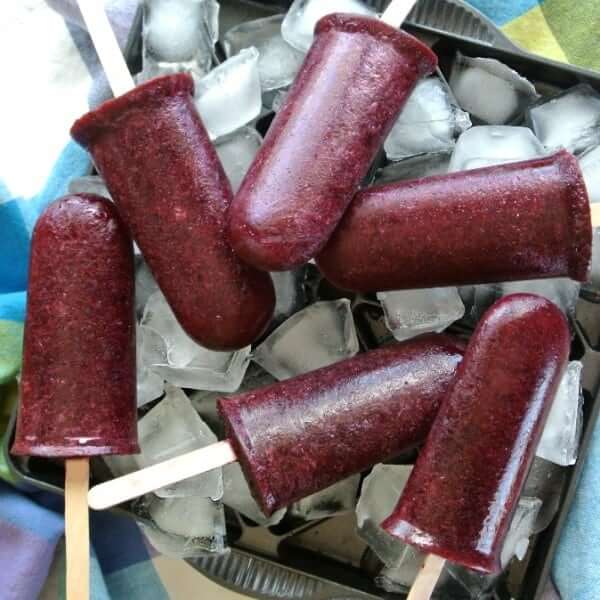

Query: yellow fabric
<box><xmin>502</xmin><ymin>5</ymin><xmax>568</xmax><ymax>64</ymax></box>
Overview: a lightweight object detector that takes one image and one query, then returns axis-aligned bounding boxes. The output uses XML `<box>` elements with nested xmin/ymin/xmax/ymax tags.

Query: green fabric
<box><xmin>0</xmin><ymin>320</ymin><xmax>23</xmax><ymax>384</ymax></box>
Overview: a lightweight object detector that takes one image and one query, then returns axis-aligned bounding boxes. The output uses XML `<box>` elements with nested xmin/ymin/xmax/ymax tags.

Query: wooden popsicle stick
<box><xmin>76</xmin><ymin>0</ymin><xmax>134</xmax><ymax>97</ymax></box>
<box><xmin>407</xmin><ymin>554</ymin><xmax>446</xmax><ymax>600</ymax></box>
<box><xmin>381</xmin><ymin>0</ymin><xmax>419</xmax><ymax>27</ymax></box>
<box><xmin>590</xmin><ymin>202</ymin><xmax>600</xmax><ymax>228</ymax></box>
<box><xmin>65</xmin><ymin>458</ymin><xmax>90</xmax><ymax>600</ymax></box>
<box><xmin>88</xmin><ymin>440</ymin><xmax>237</xmax><ymax>510</ymax></box>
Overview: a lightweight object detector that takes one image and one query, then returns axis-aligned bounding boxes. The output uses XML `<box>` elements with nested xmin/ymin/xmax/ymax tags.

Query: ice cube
<box><xmin>289</xmin><ymin>475</ymin><xmax>361</xmax><ymax>521</ymax></box>
<box><xmin>384</xmin><ymin>77</ymin><xmax>471</xmax><ymax>160</ymax></box>
<box><xmin>215</xmin><ymin>127</ymin><xmax>262</xmax><ymax>193</ymax></box>
<box><xmin>377</xmin><ymin>288</ymin><xmax>465</xmax><ymax>342</ymax></box>
<box><xmin>136</xmin><ymin>325</ymin><xmax>166</xmax><ymax>408</ymax></box>
<box><xmin>449</xmin><ymin>126</ymin><xmax>546</xmax><ymax>172</ymax></box>
<box><xmin>141</xmin><ymin>291</ymin><xmax>199</xmax><ymax>368</ymax></box>
<box><xmin>443</xmin><ymin>565</ymin><xmax>499</xmax><ymax>599</ymax></box>
<box><xmin>281</xmin><ymin>0</ymin><xmax>375</xmax><ymax>52</ymax></box>
<box><xmin>500</xmin><ymin>496</ymin><xmax>543</xmax><ymax>567</ymax></box>
<box><xmin>536</xmin><ymin>362</ymin><xmax>583</xmax><ymax>466</ymax></box>
<box><xmin>137</xmin><ymin>494</ymin><xmax>226</xmax><ymax>558</ymax></box>
<box><xmin>527</xmin><ymin>84</ymin><xmax>600</xmax><ymax>155</ymax></box>
<box><xmin>271</xmin><ymin>88</ymin><xmax>289</xmax><ymax>113</ymax></box>
<box><xmin>195</xmin><ymin>48</ymin><xmax>262</xmax><ymax>140</ymax></box>
<box><xmin>67</xmin><ymin>175</ymin><xmax>111</xmax><ymax>198</ymax></box>
<box><xmin>143</xmin><ymin>0</ymin><xmax>218</xmax><ymax>75</ymax></box>
<box><xmin>355</xmin><ymin>464</ymin><xmax>413</xmax><ymax>567</ymax></box>
<box><xmin>579</xmin><ymin>145</ymin><xmax>600</xmax><ymax>203</ymax></box>
<box><xmin>523</xmin><ymin>457</ymin><xmax>567</xmax><ymax>534</ymax></box>
<box><xmin>103</xmin><ymin>453</ymin><xmax>140</xmax><ymax>478</ymax></box>
<box><xmin>222</xmin><ymin>462</ymin><xmax>286</xmax><ymax>526</ymax></box>
<box><xmin>152</xmin><ymin>345</ymin><xmax>251</xmax><ymax>393</ymax></box>
<box><xmin>135</xmin><ymin>260</ymin><xmax>159</xmax><ymax>318</ymax></box>
<box><xmin>500</xmin><ymin>278</ymin><xmax>580</xmax><ymax>315</ymax></box>
<box><xmin>375</xmin><ymin>545</ymin><xmax>426</xmax><ymax>594</ymax></box>
<box><xmin>253</xmin><ymin>299</ymin><xmax>359</xmax><ymax>380</ymax></box>
<box><xmin>449</xmin><ymin>53</ymin><xmax>539</xmax><ymax>125</ymax></box>
<box><xmin>270</xmin><ymin>268</ymin><xmax>308</xmax><ymax>328</ymax></box>
<box><xmin>141</xmin><ymin>290</ymin><xmax>251</xmax><ymax>391</ymax></box>
<box><xmin>136</xmin><ymin>385</ymin><xmax>223</xmax><ymax>499</ymax></box>
<box><xmin>223</xmin><ymin>15</ymin><xmax>304</xmax><ymax>93</ymax></box>
<box><xmin>374</xmin><ymin>153</ymin><xmax>451</xmax><ymax>185</ymax></box>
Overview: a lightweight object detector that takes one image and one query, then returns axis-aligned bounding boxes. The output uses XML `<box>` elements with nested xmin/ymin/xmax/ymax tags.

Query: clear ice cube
<box><xmin>579</xmin><ymin>145</ymin><xmax>600</xmax><ymax>203</ymax></box>
<box><xmin>449</xmin><ymin>126</ymin><xmax>546</xmax><ymax>172</ymax></box>
<box><xmin>271</xmin><ymin>88</ymin><xmax>289</xmax><ymax>113</ymax></box>
<box><xmin>377</xmin><ymin>288</ymin><xmax>465</xmax><ymax>342</ymax></box>
<box><xmin>136</xmin><ymin>385</ymin><xmax>223</xmax><ymax>499</ymax></box>
<box><xmin>136</xmin><ymin>325</ymin><xmax>166</xmax><ymax>408</ymax></box>
<box><xmin>270</xmin><ymin>268</ymin><xmax>308</xmax><ymax>328</ymax></box>
<box><xmin>500</xmin><ymin>496</ymin><xmax>543</xmax><ymax>567</ymax></box>
<box><xmin>536</xmin><ymin>361</ymin><xmax>583</xmax><ymax>466</ymax></box>
<box><xmin>215</xmin><ymin>127</ymin><xmax>262</xmax><ymax>193</ymax></box>
<box><xmin>141</xmin><ymin>290</ymin><xmax>251</xmax><ymax>391</ymax></box>
<box><xmin>195</xmin><ymin>48</ymin><xmax>262</xmax><ymax>140</ymax></box>
<box><xmin>449</xmin><ymin>53</ymin><xmax>539</xmax><ymax>125</ymax></box>
<box><xmin>143</xmin><ymin>0</ymin><xmax>218</xmax><ymax>76</ymax></box>
<box><xmin>375</xmin><ymin>545</ymin><xmax>426</xmax><ymax>594</ymax></box>
<box><xmin>141</xmin><ymin>290</ymin><xmax>199</xmax><ymax>368</ymax></box>
<box><xmin>223</xmin><ymin>15</ymin><xmax>304</xmax><ymax>93</ymax></box>
<box><xmin>253</xmin><ymin>299</ymin><xmax>359</xmax><ymax>380</ymax></box>
<box><xmin>103</xmin><ymin>453</ymin><xmax>140</xmax><ymax>478</ymax></box>
<box><xmin>222</xmin><ymin>462</ymin><xmax>286</xmax><ymax>526</ymax></box>
<box><xmin>135</xmin><ymin>260</ymin><xmax>159</xmax><ymax>319</ymax></box>
<box><xmin>527</xmin><ymin>84</ymin><xmax>600</xmax><ymax>155</ymax></box>
<box><xmin>137</xmin><ymin>494</ymin><xmax>227</xmax><ymax>558</ymax></box>
<box><xmin>384</xmin><ymin>77</ymin><xmax>471</xmax><ymax>160</ymax></box>
<box><xmin>374</xmin><ymin>153</ymin><xmax>451</xmax><ymax>185</ymax></box>
<box><xmin>67</xmin><ymin>175</ymin><xmax>111</xmax><ymax>198</ymax></box>
<box><xmin>289</xmin><ymin>475</ymin><xmax>361</xmax><ymax>521</ymax></box>
<box><xmin>500</xmin><ymin>278</ymin><xmax>580</xmax><ymax>315</ymax></box>
<box><xmin>281</xmin><ymin>0</ymin><xmax>375</xmax><ymax>52</ymax></box>
<box><xmin>355</xmin><ymin>464</ymin><xmax>413</xmax><ymax>567</ymax></box>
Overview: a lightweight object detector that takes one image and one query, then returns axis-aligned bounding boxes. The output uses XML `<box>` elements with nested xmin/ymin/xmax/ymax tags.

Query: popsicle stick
<box><xmin>381</xmin><ymin>0</ymin><xmax>419</xmax><ymax>27</ymax></box>
<box><xmin>65</xmin><ymin>459</ymin><xmax>90</xmax><ymax>600</ymax></box>
<box><xmin>590</xmin><ymin>203</ymin><xmax>600</xmax><ymax>228</ymax></box>
<box><xmin>76</xmin><ymin>0</ymin><xmax>134</xmax><ymax>96</ymax></box>
<box><xmin>88</xmin><ymin>440</ymin><xmax>237</xmax><ymax>510</ymax></box>
<box><xmin>407</xmin><ymin>554</ymin><xmax>446</xmax><ymax>600</ymax></box>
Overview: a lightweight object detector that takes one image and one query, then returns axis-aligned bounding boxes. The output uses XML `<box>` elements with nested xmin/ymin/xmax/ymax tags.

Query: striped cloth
<box><xmin>1</xmin><ymin>1</ymin><xmax>599</xmax><ymax>599</ymax></box>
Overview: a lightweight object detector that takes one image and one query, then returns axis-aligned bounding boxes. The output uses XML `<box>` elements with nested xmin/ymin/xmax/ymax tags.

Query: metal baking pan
<box><xmin>4</xmin><ymin>1</ymin><xmax>600</xmax><ymax>598</ymax></box>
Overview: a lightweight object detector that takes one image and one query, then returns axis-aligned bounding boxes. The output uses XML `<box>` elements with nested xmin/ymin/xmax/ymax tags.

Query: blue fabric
<box><xmin>466</xmin><ymin>0</ymin><xmax>543</xmax><ymax>25</ymax></box>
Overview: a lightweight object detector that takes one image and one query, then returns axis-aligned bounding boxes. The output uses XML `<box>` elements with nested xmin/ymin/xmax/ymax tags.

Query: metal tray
<box><xmin>4</xmin><ymin>1</ymin><xmax>600</xmax><ymax>598</ymax></box>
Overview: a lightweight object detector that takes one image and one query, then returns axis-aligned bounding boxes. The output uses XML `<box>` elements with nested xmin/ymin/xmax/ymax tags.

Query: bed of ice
<box><xmin>64</xmin><ymin>0</ymin><xmax>600</xmax><ymax>595</ymax></box>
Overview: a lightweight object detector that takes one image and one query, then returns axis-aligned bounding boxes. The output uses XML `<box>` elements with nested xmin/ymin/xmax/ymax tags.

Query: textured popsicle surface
<box><xmin>382</xmin><ymin>294</ymin><xmax>570</xmax><ymax>573</ymax></box>
<box><xmin>219</xmin><ymin>335</ymin><xmax>464</xmax><ymax>515</ymax></box>
<box><xmin>71</xmin><ymin>74</ymin><xmax>275</xmax><ymax>351</ymax></box>
<box><xmin>317</xmin><ymin>150</ymin><xmax>592</xmax><ymax>292</ymax></box>
<box><xmin>228</xmin><ymin>13</ymin><xmax>438</xmax><ymax>271</ymax></box>
<box><xmin>12</xmin><ymin>195</ymin><xmax>138</xmax><ymax>457</ymax></box>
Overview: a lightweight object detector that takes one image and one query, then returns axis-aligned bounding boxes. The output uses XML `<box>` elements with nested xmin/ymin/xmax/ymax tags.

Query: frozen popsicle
<box><xmin>12</xmin><ymin>194</ymin><xmax>137</xmax><ymax>457</ymax></box>
<box><xmin>382</xmin><ymin>294</ymin><xmax>570</xmax><ymax>574</ymax></box>
<box><xmin>88</xmin><ymin>335</ymin><xmax>465</xmax><ymax>513</ymax></box>
<box><xmin>317</xmin><ymin>150</ymin><xmax>592</xmax><ymax>292</ymax></box>
<box><xmin>71</xmin><ymin>73</ymin><xmax>275</xmax><ymax>351</ymax></box>
<box><xmin>227</xmin><ymin>12</ymin><xmax>438</xmax><ymax>271</ymax></box>
<box><xmin>11</xmin><ymin>193</ymin><xmax>137</xmax><ymax>600</ymax></box>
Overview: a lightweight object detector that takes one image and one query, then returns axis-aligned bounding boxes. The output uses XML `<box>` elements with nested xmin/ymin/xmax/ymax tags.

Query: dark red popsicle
<box><xmin>382</xmin><ymin>294</ymin><xmax>570</xmax><ymax>573</ymax></box>
<box><xmin>228</xmin><ymin>14</ymin><xmax>438</xmax><ymax>271</ymax></box>
<box><xmin>317</xmin><ymin>150</ymin><xmax>592</xmax><ymax>292</ymax></box>
<box><xmin>218</xmin><ymin>335</ymin><xmax>464</xmax><ymax>515</ymax></box>
<box><xmin>71</xmin><ymin>74</ymin><xmax>275</xmax><ymax>351</ymax></box>
<box><xmin>12</xmin><ymin>195</ymin><xmax>138</xmax><ymax>457</ymax></box>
